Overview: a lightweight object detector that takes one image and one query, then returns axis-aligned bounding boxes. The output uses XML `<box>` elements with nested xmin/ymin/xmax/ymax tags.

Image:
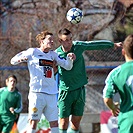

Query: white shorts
<box><xmin>28</xmin><ymin>92</ymin><xmax>58</xmax><ymax>122</ymax></box>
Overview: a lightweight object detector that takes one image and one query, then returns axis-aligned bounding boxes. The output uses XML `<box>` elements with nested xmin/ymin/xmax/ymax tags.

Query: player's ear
<box><xmin>5</xmin><ymin>79</ymin><xmax>8</xmax><ymax>86</ymax></box>
<box><xmin>58</xmin><ymin>39</ymin><xmax>62</xmax><ymax>43</ymax></box>
<box><xmin>122</xmin><ymin>48</ymin><xmax>125</xmax><ymax>56</ymax></box>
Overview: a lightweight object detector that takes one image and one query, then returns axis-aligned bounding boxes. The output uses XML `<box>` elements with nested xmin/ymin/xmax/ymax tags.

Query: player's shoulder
<box><xmin>72</xmin><ymin>40</ymin><xmax>86</xmax><ymax>46</ymax></box>
<box><xmin>24</xmin><ymin>48</ymin><xmax>35</xmax><ymax>55</ymax></box>
<box><xmin>15</xmin><ymin>90</ymin><xmax>22</xmax><ymax>96</ymax></box>
<box><xmin>27</xmin><ymin>47</ymin><xmax>36</xmax><ymax>52</ymax></box>
<box><xmin>49</xmin><ymin>50</ymin><xmax>56</xmax><ymax>54</ymax></box>
<box><xmin>55</xmin><ymin>46</ymin><xmax>62</xmax><ymax>52</ymax></box>
<box><xmin>0</xmin><ymin>87</ymin><xmax>7</xmax><ymax>92</ymax></box>
<box><xmin>108</xmin><ymin>65</ymin><xmax>121</xmax><ymax>78</ymax></box>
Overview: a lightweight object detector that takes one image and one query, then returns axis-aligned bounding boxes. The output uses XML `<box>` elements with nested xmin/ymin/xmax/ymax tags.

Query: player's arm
<box><xmin>114</xmin><ymin>42</ymin><xmax>123</xmax><ymax>49</ymax></box>
<box><xmin>103</xmin><ymin>68</ymin><xmax>120</xmax><ymax>116</ymax></box>
<box><xmin>74</xmin><ymin>40</ymin><xmax>115</xmax><ymax>50</ymax></box>
<box><xmin>103</xmin><ymin>98</ymin><xmax>120</xmax><ymax>117</ymax></box>
<box><xmin>53</xmin><ymin>52</ymin><xmax>76</xmax><ymax>70</ymax></box>
<box><xmin>10</xmin><ymin>48</ymin><xmax>33</xmax><ymax>65</ymax></box>
<box><xmin>14</xmin><ymin>92</ymin><xmax>23</xmax><ymax>114</ymax></box>
<box><xmin>10</xmin><ymin>51</ymin><xmax>28</xmax><ymax>65</ymax></box>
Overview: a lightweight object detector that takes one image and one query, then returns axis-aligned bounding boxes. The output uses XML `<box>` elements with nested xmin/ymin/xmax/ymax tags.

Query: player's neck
<box><xmin>61</xmin><ymin>46</ymin><xmax>71</xmax><ymax>52</ymax></box>
<box><xmin>125</xmin><ymin>56</ymin><xmax>133</xmax><ymax>62</ymax></box>
<box><xmin>40</xmin><ymin>47</ymin><xmax>50</xmax><ymax>53</ymax></box>
<box><xmin>7</xmin><ymin>87</ymin><xmax>15</xmax><ymax>92</ymax></box>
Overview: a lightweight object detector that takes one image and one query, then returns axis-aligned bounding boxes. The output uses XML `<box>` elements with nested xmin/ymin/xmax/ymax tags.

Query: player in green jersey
<box><xmin>0</xmin><ymin>75</ymin><xmax>22</xmax><ymax>133</ymax></box>
<box><xmin>103</xmin><ymin>34</ymin><xmax>133</xmax><ymax>133</ymax></box>
<box><xmin>55</xmin><ymin>28</ymin><xmax>121</xmax><ymax>133</ymax></box>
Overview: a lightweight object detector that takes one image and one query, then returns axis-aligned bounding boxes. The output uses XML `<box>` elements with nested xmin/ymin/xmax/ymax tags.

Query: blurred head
<box><xmin>58</xmin><ymin>28</ymin><xmax>73</xmax><ymax>52</ymax></box>
<box><xmin>36</xmin><ymin>30</ymin><xmax>54</xmax><ymax>51</ymax></box>
<box><xmin>6</xmin><ymin>75</ymin><xmax>17</xmax><ymax>90</ymax></box>
<box><xmin>122</xmin><ymin>34</ymin><xmax>133</xmax><ymax>59</ymax></box>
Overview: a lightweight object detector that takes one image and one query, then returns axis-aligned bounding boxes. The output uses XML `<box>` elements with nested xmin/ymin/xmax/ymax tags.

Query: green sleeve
<box><xmin>14</xmin><ymin>92</ymin><xmax>23</xmax><ymax>114</ymax></box>
<box><xmin>73</xmin><ymin>40</ymin><xmax>114</xmax><ymax>50</ymax></box>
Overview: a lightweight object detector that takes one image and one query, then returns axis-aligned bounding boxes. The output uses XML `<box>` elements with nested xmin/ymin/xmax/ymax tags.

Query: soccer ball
<box><xmin>66</xmin><ymin>8</ymin><xmax>83</xmax><ymax>24</ymax></box>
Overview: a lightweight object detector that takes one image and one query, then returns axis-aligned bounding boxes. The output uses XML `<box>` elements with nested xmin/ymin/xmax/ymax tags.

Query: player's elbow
<box><xmin>10</xmin><ymin>59</ymin><xmax>18</xmax><ymax>65</ymax></box>
<box><xmin>66</xmin><ymin>64</ymin><xmax>73</xmax><ymax>70</ymax></box>
<box><xmin>10</xmin><ymin>59</ymin><xmax>15</xmax><ymax>65</ymax></box>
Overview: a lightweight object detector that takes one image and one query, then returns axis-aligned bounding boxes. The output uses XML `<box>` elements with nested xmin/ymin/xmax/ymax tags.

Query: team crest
<box><xmin>32</xmin><ymin>107</ymin><xmax>38</xmax><ymax>113</ymax></box>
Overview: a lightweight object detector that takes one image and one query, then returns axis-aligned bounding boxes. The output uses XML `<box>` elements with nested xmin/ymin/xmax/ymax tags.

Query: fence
<box><xmin>0</xmin><ymin>64</ymin><xmax>121</xmax><ymax>113</ymax></box>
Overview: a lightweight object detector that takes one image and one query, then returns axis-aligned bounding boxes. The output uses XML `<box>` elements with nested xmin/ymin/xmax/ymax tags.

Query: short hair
<box><xmin>123</xmin><ymin>34</ymin><xmax>133</xmax><ymax>59</ymax></box>
<box><xmin>6</xmin><ymin>75</ymin><xmax>17</xmax><ymax>83</ymax></box>
<box><xmin>58</xmin><ymin>28</ymin><xmax>72</xmax><ymax>37</ymax></box>
<box><xmin>36</xmin><ymin>30</ymin><xmax>53</xmax><ymax>44</ymax></box>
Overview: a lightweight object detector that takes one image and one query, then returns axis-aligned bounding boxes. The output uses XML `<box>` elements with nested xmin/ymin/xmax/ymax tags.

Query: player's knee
<box><xmin>71</xmin><ymin>119</ymin><xmax>80</xmax><ymax>129</ymax></box>
<box><xmin>29</xmin><ymin>119</ymin><xmax>38</xmax><ymax>129</ymax></box>
<box><xmin>59</xmin><ymin>118</ymin><xmax>69</xmax><ymax>129</ymax></box>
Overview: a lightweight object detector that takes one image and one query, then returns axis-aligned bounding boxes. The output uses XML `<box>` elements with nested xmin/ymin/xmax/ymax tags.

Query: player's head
<box><xmin>122</xmin><ymin>34</ymin><xmax>133</xmax><ymax>59</ymax></box>
<box><xmin>36</xmin><ymin>30</ymin><xmax>54</xmax><ymax>50</ymax></box>
<box><xmin>58</xmin><ymin>28</ymin><xmax>73</xmax><ymax>51</ymax></box>
<box><xmin>6</xmin><ymin>75</ymin><xmax>17</xmax><ymax>89</ymax></box>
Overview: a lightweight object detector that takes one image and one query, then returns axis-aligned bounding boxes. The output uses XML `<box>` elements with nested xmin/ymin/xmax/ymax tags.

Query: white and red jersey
<box><xmin>11</xmin><ymin>48</ymin><xmax>73</xmax><ymax>94</ymax></box>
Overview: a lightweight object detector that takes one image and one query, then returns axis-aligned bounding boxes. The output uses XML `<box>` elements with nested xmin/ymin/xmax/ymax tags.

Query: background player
<box><xmin>0</xmin><ymin>75</ymin><xmax>22</xmax><ymax>133</ymax></box>
<box><xmin>103</xmin><ymin>34</ymin><xmax>133</xmax><ymax>133</ymax></box>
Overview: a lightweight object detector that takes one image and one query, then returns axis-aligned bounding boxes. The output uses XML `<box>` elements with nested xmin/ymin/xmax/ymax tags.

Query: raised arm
<box><xmin>10</xmin><ymin>48</ymin><xmax>33</xmax><ymax>65</ymax></box>
<box><xmin>54</xmin><ymin>52</ymin><xmax>76</xmax><ymax>70</ymax></box>
<box><xmin>11</xmin><ymin>52</ymin><xmax>28</xmax><ymax>65</ymax></box>
<box><xmin>73</xmin><ymin>40</ymin><xmax>114</xmax><ymax>50</ymax></box>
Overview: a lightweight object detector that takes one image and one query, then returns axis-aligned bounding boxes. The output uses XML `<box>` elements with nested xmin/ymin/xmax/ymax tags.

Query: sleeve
<box><xmin>52</xmin><ymin>51</ymin><xmax>73</xmax><ymax>70</ymax></box>
<box><xmin>73</xmin><ymin>40</ymin><xmax>114</xmax><ymax>50</ymax></box>
<box><xmin>103</xmin><ymin>70</ymin><xmax>117</xmax><ymax>99</ymax></box>
<box><xmin>10</xmin><ymin>48</ymin><xmax>33</xmax><ymax>65</ymax></box>
<box><xmin>14</xmin><ymin>92</ymin><xmax>23</xmax><ymax>114</ymax></box>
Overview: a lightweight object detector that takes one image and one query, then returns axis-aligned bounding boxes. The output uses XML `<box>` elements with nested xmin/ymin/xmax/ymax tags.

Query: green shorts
<box><xmin>118</xmin><ymin>110</ymin><xmax>133</xmax><ymax>133</ymax></box>
<box><xmin>0</xmin><ymin>115</ymin><xmax>15</xmax><ymax>133</ymax></box>
<box><xmin>0</xmin><ymin>120</ymin><xmax>14</xmax><ymax>133</ymax></box>
<box><xmin>58</xmin><ymin>86</ymin><xmax>85</xmax><ymax>118</ymax></box>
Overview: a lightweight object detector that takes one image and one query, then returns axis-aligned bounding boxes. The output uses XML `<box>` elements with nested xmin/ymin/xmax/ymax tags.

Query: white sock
<box><xmin>51</xmin><ymin>127</ymin><xmax>59</xmax><ymax>133</ymax></box>
<box><xmin>27</xmin><ymin>128</ymin><xmax>36</xmax><ymax>133</ymax></box>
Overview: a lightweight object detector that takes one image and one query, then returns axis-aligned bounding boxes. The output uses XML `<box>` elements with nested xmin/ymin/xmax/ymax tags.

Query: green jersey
<box><xmin>103</xmin><ymin>61</ymin><xmax>133</xmax><ymax>112</ymax></box>
<box><xmin>56</xmin><ymin>40</ymin><xmax>114</xmax><ymax>91</ymax></box>
<box><xmin>0</xmin><ymin>87</ymin><xmax>22</xmax><ymax>121</ymax></box>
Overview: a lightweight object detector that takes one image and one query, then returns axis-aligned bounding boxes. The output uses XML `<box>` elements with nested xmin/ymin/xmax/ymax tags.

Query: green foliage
<box><xmin>37</xmin><ymin>118</ymin><xmax>50</xmax><ymax>130</ymax></box>
<box><xmin>114</xmin><ymin>9</ymin><xmax>133</xmax><ymax>42</ymax></box>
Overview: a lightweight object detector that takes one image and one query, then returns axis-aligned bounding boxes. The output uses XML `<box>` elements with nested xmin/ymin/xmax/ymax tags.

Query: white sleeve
<box><xmin>53</xmin><ymin>52</ymin><xmax>73</xmax><ymax>70</ymax></box>
<box><xmin>10</xmin><ymin>48</ymin><xmax>33</xmax><ymax>65</ymax></box>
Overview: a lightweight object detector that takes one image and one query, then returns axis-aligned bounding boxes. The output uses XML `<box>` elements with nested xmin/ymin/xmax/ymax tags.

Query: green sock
<box><xmin>59</xmin><ymin>128</ymin><xmax>67</xmax><ymax>133</ymax></box>
<box><xmin>68</xmin><ymin>128</ymin><xmax>79</xmax><ymax>133</ymax></box>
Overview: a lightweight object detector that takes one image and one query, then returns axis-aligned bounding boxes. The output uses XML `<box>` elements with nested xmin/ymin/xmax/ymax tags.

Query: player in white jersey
<box><xmin>10</xmin><ymin>30</ymin><xmax>76</xmax><ymax>133</ymax></box>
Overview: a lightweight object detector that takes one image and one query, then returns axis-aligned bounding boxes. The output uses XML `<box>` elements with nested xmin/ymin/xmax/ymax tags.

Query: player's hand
<box><xmin>9</xmin><ymin>107</ymin><xmax>15</xmax><ymax>114</ymax></box>
<box><xmin>114</xmin><ymin>42</ymin><xmax>123</xmax><ymax>49</ymax></box>
<box><xmin>110</xmin><ymin>102</ymin><xmax>120</xmax><ymax>117</ymax></box>
<box><xmin>67</xmin><ymin>53</ymin><xmax>76</xmax><ymax>60</ymax></box>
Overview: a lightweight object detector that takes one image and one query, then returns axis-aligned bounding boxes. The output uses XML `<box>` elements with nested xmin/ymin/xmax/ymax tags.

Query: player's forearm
<box><xmin>14</xmin><ymin>101</ymin><xmax>23</xmax><ymax>114</ymax></box>
<box><xmin>104</xmin><ymin>98</ymin><xmax>120</xmax><ymax>117</ymax></box>
<box><xmin>11</xmin><ymin>53</ymin><xmax>28</xmax><ymax>65</ymax></box>
<box><xmin>75</xmin><ymin>40</ymin><xmax>114</xmax><ymax>50</ymax></box>
<box><xmin>60</xmin><ymin>57</ymin><xmax>73</xmax><ymax>70</ymax></box>
<box><xmin>104</xmin><ymin>98</ymin><xmax>115</xmax><ymax>110</ymax></box>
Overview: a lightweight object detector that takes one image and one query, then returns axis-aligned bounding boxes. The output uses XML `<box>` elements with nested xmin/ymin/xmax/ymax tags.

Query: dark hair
<box><xmin>6</xmin><ymin>75</ymin><xmax>17</xmax><ymax>83</ymax></box>
<box><xmin>36</xmin><ymin>30</ymin><xmax>53</xmax><ymax>44</ymax></box>
<box><xmin>123</xmin><ymin>34</ymin><xmax>133</xmax><ymax>59</ymax></box>
<box><xmin>58</xmin><ymin>28</ymin><xmax>72</xmax><ymax>36</ymax></box>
